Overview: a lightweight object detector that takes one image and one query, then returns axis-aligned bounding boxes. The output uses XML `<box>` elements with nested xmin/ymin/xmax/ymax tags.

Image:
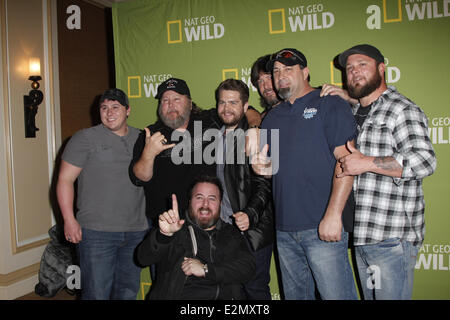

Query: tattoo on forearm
<box><xmin>373</xmin><ymin>157</ymin><xmax>402</xmax><ymax>171</ymax></box>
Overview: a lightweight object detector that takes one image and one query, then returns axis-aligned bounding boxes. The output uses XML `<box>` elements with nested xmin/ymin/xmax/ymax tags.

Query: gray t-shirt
<box><xmin>62</xmin><ymin>124</ymin><xmax>148</xmax><ymax>232</ymax></box>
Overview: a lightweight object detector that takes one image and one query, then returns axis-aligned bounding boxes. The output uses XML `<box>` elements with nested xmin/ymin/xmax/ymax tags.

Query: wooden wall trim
<box><xmin>0</xmin><ymin>263</ymin><xmax>40</xmax><ymax>286</ymax></box>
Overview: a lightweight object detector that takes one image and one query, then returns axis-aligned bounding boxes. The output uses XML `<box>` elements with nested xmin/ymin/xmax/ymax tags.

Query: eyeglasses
<box><xmin>272</xmin><ymin>50</ymin><xmax>305</xmax><ymax>65</ymax></box>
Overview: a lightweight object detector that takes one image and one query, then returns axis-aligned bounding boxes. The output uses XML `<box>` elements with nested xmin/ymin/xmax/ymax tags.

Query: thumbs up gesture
<box><xmin>337</xmin><ymin>141</ymin><xmax>368</xmax><ymax>178</ymax></box>
<box><xmin>159</xmin><ymin>194</ymin><xmax>185</xmax><ymax>236</ymax></box>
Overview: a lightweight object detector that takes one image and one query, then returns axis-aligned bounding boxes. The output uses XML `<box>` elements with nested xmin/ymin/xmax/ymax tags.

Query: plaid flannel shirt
<box><xmin>353</xmin><ymin>86</ymin><xmax>436</xmax><ymax>246</ymax></box>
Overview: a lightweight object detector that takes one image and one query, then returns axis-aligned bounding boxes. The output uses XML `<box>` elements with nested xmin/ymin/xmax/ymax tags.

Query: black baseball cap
<box><xmin>338</xmin><ymin>44</ymin><xmax>385</xmax><ymax>68</ymax></box>
<box><xmin>155</xmin><ymin>78</ymin><xmax>191</xmax><ymax>99</ymax></box>
<box><xmin>99</xmin><ymin>88</ymin><xmax>129</xmax><ymax>109</ymax></box>
<box><xmin>266</xmin><ymin>48</ymin><xmax>308</xmax><ymax>70</ymax></box>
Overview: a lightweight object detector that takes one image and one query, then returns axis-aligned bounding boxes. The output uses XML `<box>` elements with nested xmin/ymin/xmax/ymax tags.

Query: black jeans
<box><xmin>243</xmin><ymin>240</ymin><xmax>273</xmax><ymax>300</ymax></box>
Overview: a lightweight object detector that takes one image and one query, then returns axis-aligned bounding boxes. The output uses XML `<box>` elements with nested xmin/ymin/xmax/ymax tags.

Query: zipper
<box><xmin>208</xmin><ymin>233</ymin><xmax>220</xmax><ymax>300</ymax></box>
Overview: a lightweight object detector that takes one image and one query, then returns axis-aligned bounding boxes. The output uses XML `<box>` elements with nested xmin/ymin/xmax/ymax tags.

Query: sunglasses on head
<box><xmin>273</xmin><ymin>50</ymin><xmax>305</xmax><ymax>64</ymax></box>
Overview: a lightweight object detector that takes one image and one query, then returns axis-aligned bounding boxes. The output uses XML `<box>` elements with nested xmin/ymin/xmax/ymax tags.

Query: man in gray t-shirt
<box><xmin>57</xmin><ymin>88</ymin><xmax>148</xmax><ymax>300</ymax></box>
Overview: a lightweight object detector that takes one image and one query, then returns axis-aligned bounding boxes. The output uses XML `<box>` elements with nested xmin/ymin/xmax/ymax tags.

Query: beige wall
<box><xmin>0</xmin><ymin>0</ymin><xmax>60</xmax><ymax>299</ymax></box>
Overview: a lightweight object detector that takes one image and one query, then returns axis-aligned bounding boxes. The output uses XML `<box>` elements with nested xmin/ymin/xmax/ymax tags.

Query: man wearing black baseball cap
<box><xmin>253</xmin><ymin>48</ymin><xmax>358</xmax><ymax>300</ymax></box>
<box><xmin>131</xmin><ymin>77</ymin><xmax>217</xmax><ymax>225</ymax></box>
<box><xmin>320</xmin><ymin>44</ymin><xmax>384</xmax><ymax>104</ymax></box>
<box><xmin>155</xmin><ymin>77</ymin><xmax>191</xmax><ymax>100</ymax></box>
<box><xmin>338</xmin><ymin>44</ymin><xmax>385</xmax><ymax>69</ymax></box>
<box><xmin>156</xmin><ymin>78</ymin><xmax>193</xmax><ymax>130</ymax></box>
<box><xmin>336</xmin><ymin>44</ymin><xmax>436</xmax><ymax>300</ymax></box>
<box><xmin>266</xmin><ymin>48</ymin><xmax>307</xmax><ymax>71</ymax></box>
<box><xmin>57</xmin><ymin>88</ymin><xmax>148</xmax><ymax>299</ymax></box>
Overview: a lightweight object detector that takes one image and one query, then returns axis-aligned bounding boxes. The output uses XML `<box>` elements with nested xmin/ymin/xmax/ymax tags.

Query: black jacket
<box><xmin>136</xmin><ymin>216</ymin><xmax>255</xmax><ymax>300</ymax></box>
<box><xmin>222</xmin><ymin>118</ymin><xmax>274</xmax><ymax>251</ymax></box>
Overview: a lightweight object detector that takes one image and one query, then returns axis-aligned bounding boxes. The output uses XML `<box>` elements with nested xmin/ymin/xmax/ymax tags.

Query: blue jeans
<box><xmin>277</xmin><ymin>229</ymin><xmax>357</xmax><ymax>300</ymax></box>
<box><xmin>355</xmin><ymin>238</ymin><xmax>419</xmax><ymax>300</ymax></box>
<box><xmin>77</xmin><ymin>228</ymin><xmax>147</xmax><ymax>300</ymax></box>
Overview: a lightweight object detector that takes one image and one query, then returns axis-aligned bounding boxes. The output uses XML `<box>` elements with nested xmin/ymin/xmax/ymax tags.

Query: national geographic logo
<box><xmin>127</xmin><ymin>74</ymin><xmax>173</xmax><ymax>99</ymax></box>
<box><xmin>268</xmin><ymin>3</ymin><xmax>335</xmax><ymax>34</ymax></box>
<box><xmin>366</xmin><ymin>0</ymin><xmax>450</xmax><ymax>29</ymax></box>
<box><xmin>416</xmin><ymin>243</ymin><xmax>450</xmax><ymax>271</ymax></box>
<box><xmin>428</xmin><ymin>116</ymin><xmax>450</xmax><ymax>145</ymax></box>
<box><xmin>221</xmin><ymin>67</ymin><xmax>258</xmax><ymax>93</ymax></box>
<box><xmin>167</xmin><ymin>15</ymin><xmax>225</xmax><ymax>44</ymax></box>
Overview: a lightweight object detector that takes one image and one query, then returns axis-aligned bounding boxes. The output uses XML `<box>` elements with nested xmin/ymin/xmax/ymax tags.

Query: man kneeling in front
<box><xmin>136</xmin><ymin>175</ymin><xmax>255</xmax><ymax>299</ymax></box>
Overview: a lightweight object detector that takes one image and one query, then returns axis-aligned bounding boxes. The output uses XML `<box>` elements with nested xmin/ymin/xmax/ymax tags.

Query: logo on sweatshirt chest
<box><xmin>303</xmin><ymin>107</ymin><xmax>318</xmax><ymax>119</ymax></box>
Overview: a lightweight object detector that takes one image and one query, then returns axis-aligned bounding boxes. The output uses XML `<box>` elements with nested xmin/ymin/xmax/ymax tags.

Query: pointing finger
<box><xmin>172</xmin><ymin>194</ymin><xmax>178</xmax><ymax>214</ymax></box>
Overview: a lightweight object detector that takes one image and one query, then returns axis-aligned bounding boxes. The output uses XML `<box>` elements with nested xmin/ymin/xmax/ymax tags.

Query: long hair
<box><xmin>250</xmin><ymin>54</ymin><xmax>272</xmax><ymax>88</ymax></box>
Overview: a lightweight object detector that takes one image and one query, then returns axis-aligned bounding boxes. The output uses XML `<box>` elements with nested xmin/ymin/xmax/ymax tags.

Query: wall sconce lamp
<box><xmin>24</xmin><ymin>58</ymin><xmax>43</xmax><ymax>138</ymax></box>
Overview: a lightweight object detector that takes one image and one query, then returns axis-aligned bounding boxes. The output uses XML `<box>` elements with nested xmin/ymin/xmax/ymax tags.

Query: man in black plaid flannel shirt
<box><xmin>336</xmin><ymin>44</ymin><xmax>436</xmax><ymax>300</ymax></box>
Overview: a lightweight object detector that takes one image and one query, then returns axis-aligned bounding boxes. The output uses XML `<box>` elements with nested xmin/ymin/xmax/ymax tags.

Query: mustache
<box><xmin>197</xmin><ymin>207</ymin><xmax>212</xmax><ymax>214</ymax></box>
<box><xmin>220</xmin><ymin>110</ymin><xmax>235</xmax><ymax>115</ymax></box>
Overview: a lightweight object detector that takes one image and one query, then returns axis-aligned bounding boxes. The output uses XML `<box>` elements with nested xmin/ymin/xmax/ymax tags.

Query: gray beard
<box><xmin>159</xmin><ymin>108</ymin><xmax>191</xmax><ymax>129</ymax></box>
<box><xmin>277</xmin><ymin>87</ymin><xmax>291</xmax><ymax>100</ymax></box>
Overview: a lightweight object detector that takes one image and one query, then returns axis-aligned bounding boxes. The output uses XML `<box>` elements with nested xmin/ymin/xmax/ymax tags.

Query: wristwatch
<box><xmin>203</xmin><ymin>263</ymin><xmax>208</xmax><ymax>276</ymax></box>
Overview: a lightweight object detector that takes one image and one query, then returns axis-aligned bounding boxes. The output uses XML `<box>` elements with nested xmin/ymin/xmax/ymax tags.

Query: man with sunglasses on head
<box><xmin>255</xmin><ymin>48</ymin><xmax>358</xmax><ymax>300</ymax></box>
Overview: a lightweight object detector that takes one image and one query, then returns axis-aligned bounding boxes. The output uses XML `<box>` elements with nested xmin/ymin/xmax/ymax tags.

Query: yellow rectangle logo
<box><xmin>167</xmin><ymin>20</ymin><xmax>183</xmax><ymax>44</ymax></box>
<box><xmin>268</xmin><ymin>9</ymin><xmax>286</xmax><ymax>34</ymax></box>
<box><xmin>330</xmin><ymin>61</ymin><xmax>342</xmax><ymax>86</ymax></box>
<box><xmin>127</xmin><ymin>76</ymin><xmax>141</xmax><ymax>98</ymax></box>
<box><xmin>383</xmin><ymin>0</ymin><xmax>402</xmax><ymax>23</ymax></box>
<box><xmin>222</xmin><ymin>68</ymin><xmax>239</xmax><ymax>81</ymax></box>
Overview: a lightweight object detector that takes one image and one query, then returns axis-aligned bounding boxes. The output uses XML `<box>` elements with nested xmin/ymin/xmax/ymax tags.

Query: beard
<box><xmin>189</xmin><ymin>206</ymin><xmax>219</xmax><ymax>230</ymax></box>
<box><xmin>159</xmin><ymin>105</ymin><xmax>191</xmax><ymax>129</ymax></box>
<box><xmin>219</xmin><ymin>111</ymin><xmax>244</xmax><ymax>128</ymax></box>
<box><xmin>348</xmin><ymin>70</ymin><xmax>382</xmax><ymax>99</ymax></box>
<box><xmin>277</xmin><ymin>87</ymin><xmax>292</xmax><ymax>100</ymax></box>
<box><xmin>260</xmin><ymin>94</ymin><xmax>279</xmax><ymax>110</ymax></box>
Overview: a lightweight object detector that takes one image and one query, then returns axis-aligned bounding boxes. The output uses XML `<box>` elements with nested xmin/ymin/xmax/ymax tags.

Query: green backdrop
<box><xmin>112</xmin><ymin>0</ymin><xmax>450</xmax><ymax>300</ymax></box>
